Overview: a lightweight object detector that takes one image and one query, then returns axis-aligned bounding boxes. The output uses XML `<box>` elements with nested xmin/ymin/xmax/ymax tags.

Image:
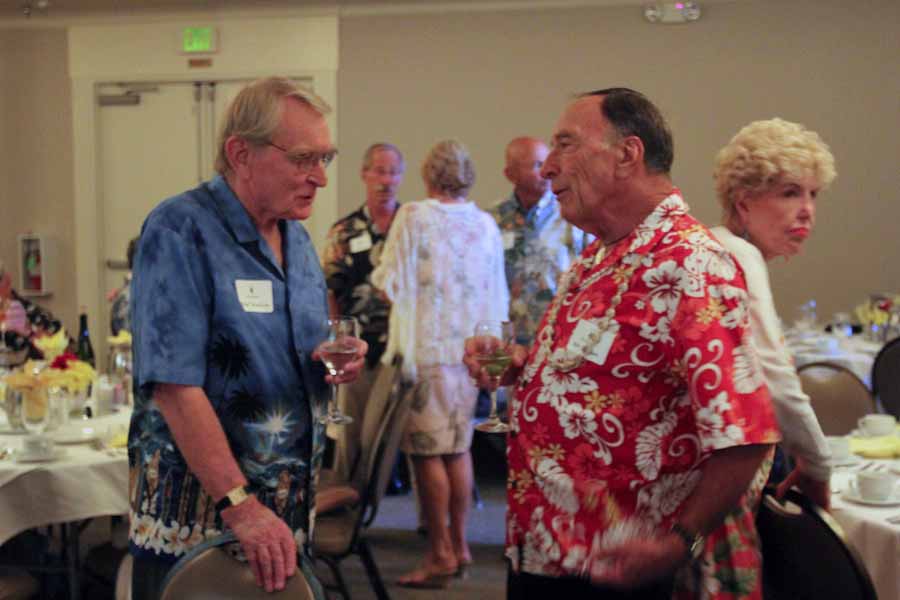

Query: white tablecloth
<box><xmin>830</xmin><ymin>465</ymin><xmax>900</xmax><ymax>600</ymax></box>
<box><xmin>0</xmin><ymin>411</ymin><xmax>131</xmax><ymax>546</ymax></box>
<box><xmin>787</xmin><ymin>331</ymin><xmax>882</xmax><ymax>389</ymax></box>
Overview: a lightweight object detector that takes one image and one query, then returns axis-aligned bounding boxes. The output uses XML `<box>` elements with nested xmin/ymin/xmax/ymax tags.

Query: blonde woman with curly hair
<box><xmin>676</xmin><ymin>118</ymin><xmax>836</xmax><ymax>599</ymax></box>
<box><xmin>373</xmin><ymin>139</ymin><xmax>508</xmax><ymax>588</ymax></box>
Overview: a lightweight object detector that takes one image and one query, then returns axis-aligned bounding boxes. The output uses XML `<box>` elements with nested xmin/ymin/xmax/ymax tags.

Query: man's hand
<box><xmin>776</xmin><ymin>467</ymin><xmax>831</xmax><ymax>510</ymax></box>
<box><xmin>221</xmin><ymin>497</ymin><xmax>297</xmax><ymax>592</ymax></box>
<box><xmin>587</xmin><ymin>534</ymin><xmax>684</xmax><ymax>589</ymax></box>
<box><xmin>462</xmin><ymin>337</ymin><xmax>528</xmax><ymax>389</ymax></box>
<box><xmin>313</xmin><ymin>337</ymin><xmax>369</xmax><ymax>384</ymax></box>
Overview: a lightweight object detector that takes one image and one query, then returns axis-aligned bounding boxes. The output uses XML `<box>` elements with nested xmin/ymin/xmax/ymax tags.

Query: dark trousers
<box><xmin>131</xmin><ymin>554</ymin><xmax>173</xmax><ymax>600</ymax></box>
<box><xmin>507</xmin><ymin>568</ymin><xmax>674</xmax><ymax>600</ymax></box>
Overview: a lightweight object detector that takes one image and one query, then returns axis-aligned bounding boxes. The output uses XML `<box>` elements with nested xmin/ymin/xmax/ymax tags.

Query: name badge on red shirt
<box><xmin>568</xmin><ymin>319</ymin><xmax>618</xmax><ymax>367</ymax></box>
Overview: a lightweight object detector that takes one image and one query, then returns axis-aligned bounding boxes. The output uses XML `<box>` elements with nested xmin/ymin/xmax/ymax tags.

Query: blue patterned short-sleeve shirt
<box><xmin>128</xmin><ymin>175</ymin><xmax>329</xmax><ymax>563</ymax></box>
<box><xmin>488</xmin><ymin>191</ymin><xmax>589</xmax><ymax>347</ymax></box>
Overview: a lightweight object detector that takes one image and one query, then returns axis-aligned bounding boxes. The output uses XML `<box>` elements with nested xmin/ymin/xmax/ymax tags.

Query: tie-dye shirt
<box><xmin>128</xmin><ymin>175</ymin><xmax>329</xmax><ymax>563</ymax></box>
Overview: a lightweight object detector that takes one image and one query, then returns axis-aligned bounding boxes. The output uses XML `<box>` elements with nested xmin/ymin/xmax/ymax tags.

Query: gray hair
<box><xmin>362</xmin><ymin>143</ymin><xmax>405</xmax><ymax>171</ymax></box>
<box><xmin>421</xmin><ymin>139</ymin><xmax>476</xmax><ymax>197</ymax></box>
<box><xmin>214</xmin><ymin>77</ymin><xmax>331</xmax><ymax>175</ymax></box>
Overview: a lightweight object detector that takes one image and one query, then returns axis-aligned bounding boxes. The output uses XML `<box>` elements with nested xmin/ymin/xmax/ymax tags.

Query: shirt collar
<box><xmin>211</xmin><ymin>175</ymin><xmax>262</xmax><ymax>244</ymax></box>
<box><xmin>512</xmin><ymin>189</ymin><xmax>555</xmax><ymax>221</ymax></box>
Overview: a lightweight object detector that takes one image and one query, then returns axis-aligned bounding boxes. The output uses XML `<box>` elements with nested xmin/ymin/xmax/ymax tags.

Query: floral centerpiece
<box><xmin>39</xmin><ymin>352</ymin><xmax>97</xmax><ymax>395</ymax></box>
<box><xmin>33</xmin><ymin>328</ymin><xmax>70</xmax><ymax>363</ymax></box>
<box><xmin>855</xmin><ymin>293</ymin><xmax>900</xmax><ymax>342</ymax></box>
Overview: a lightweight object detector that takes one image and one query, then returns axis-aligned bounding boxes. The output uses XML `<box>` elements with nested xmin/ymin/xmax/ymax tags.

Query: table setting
<box><xmin>826</xmin><ymin>413</ymin><xmax>900</xmax><ymax>599</ymax></box>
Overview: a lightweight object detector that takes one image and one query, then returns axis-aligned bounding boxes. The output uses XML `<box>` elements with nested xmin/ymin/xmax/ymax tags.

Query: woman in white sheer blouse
<box><xmin>372</xmin><ymin>139</ymin><xmax>508</xmax><ymax>588</ymax></box>
<box><xmin>711</xmin><ymin>117</ymin><xmax>837</xmax><ymax>508</ymax></box>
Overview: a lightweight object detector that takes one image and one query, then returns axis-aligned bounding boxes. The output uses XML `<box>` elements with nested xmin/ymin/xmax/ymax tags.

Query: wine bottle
<box><xmin>76</xmin><ymin>307</ymin><xmax>96</xmax><ymax>367</ymax></box>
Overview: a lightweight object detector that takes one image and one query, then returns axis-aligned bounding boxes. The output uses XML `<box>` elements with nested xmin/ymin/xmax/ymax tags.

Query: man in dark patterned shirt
<box><xmin>321</xmin><ymin>142</ymin><xmax>404</xmax><ymax>477</ymax></box>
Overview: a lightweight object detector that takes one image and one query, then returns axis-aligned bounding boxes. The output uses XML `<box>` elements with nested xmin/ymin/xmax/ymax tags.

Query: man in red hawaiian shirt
<box><xmin>465</xmin><ymin>88</ymin><xmax>780</xmax><ymax>599</ymax></box>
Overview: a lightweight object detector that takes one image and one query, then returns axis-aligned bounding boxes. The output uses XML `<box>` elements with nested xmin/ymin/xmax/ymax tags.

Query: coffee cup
<box><xmin>21</xmin><ymin>435</ymin><xmax>55</xmax><ymax>460</ymax></box>
<box><xmin>827</xmin><ymin>436</ymin><xmax>850</xmax><ymax>462</ymax></box>
<box><xmin>856</xmin><ymin>471</ymin><xmax>898</xmax><ymax>502</ymax></box>
<box><xmin>858</xmin><ymin>414</ymin><xmax>897</xmax><ymax>437</ymax></box>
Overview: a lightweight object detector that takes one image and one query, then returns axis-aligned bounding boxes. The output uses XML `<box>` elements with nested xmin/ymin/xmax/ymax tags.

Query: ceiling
<box><xmin>1</xmin><ymin>0</ymin><xmax>667</xmax><ymax>20</ymax></box>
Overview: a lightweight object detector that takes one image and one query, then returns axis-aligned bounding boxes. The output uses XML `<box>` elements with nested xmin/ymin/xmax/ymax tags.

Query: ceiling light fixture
<box><xmin>21</xmin><ymin>0</ymin><xmax>50</xmax><ymax>18</ymax></box>
<box><xmin>643</xmin><ymin>2</ymin><xmax>701</xmax><ymax>24</ymax></box>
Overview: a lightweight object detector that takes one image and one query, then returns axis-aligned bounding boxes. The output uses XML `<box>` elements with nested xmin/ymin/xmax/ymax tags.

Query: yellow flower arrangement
<box><xmin>32</xmin><ymin>329</ymin><xmax>70</xmax><ymax>363</ymax></box>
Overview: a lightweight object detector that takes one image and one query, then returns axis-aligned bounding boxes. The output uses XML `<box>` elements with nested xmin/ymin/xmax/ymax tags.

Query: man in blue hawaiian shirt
<box><xmin>128</xmin><ymin>77</ymin><xmax>367</xmax><ymax>598</ymax></box>
<box><xmin>489</xmin><ymin>137</ymin><xmax>589</xmax><ymax>348</ymax></box>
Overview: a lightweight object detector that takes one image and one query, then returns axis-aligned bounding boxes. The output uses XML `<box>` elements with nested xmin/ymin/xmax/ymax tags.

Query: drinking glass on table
<box><xmin>21</xmin><ymin>387</ymin><xmax>50</xmax><ymax>435</ymax></box>
<box><xmin>316</xmin><ymin>316</ymin><xmax>360</xmax><ymax>426</ymax></box>
<box><xmin>473</xmin><ymin>320</ymin><xmax>514</xmax><ymax>434</ymax></box>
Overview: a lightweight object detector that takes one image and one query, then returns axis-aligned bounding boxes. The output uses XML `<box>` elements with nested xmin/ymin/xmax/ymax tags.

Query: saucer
<box><xmin>843</xmin><ymin>488</ymin><xmax>900</xmax><ymax>507</ymax></box>
<box><xmin>51</xmin><ymin>424</ymin><xmax>100</xmax><ymax>444</ymax></box>
<box><xmin>13</xmin><ymin>447</ymin><xmax>66</xmax><ymax>463</ymax></box>
<box><xmin>830</xmin><ymin>455</ymin><xmax>862</xmax><ymax>468</ymax></box>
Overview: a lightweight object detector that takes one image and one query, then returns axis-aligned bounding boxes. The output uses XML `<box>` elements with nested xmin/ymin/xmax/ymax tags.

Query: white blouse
<box><xmin>372</xmin><ymin>199</ymin><xmax>509</xmax><ymax>380</ymax></box>
<box><xmin>712</xmin><ymin>226</ymin><xmax>832</xmax><ymax>481</ymax></box>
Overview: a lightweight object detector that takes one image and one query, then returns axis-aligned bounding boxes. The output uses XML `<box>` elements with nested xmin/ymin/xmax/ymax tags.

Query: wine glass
<box><xmin>473</xmin><ymin>320</ymin><xmax>515</xmax><ymax>434</ymax></box>
<box><xmin>316</xmin><ymin>316</ymin><xmax>360</xmax><ymax>426</ymax></box>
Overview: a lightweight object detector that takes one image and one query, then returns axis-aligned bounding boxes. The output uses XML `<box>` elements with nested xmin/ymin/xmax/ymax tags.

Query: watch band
<box><xmin>670</xmin><ymin>522</ymin><xmax>704</xmax><ymax>560</ymax></box>
<box><xmin>215</xmin><ymin>485</ymin><xmax>251</xmax><ymax>512</ymax></box>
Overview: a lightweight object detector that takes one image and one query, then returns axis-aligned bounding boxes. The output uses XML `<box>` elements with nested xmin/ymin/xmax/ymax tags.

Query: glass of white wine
<box><xmin>473</xmin><ymin>320</ymin><xmax>514</xmax><ymax>434</ymax></box>
<box><xmin>316</xmin><ymin>316</ymin><xmax>360</xmax><ymax>426</ymax></box>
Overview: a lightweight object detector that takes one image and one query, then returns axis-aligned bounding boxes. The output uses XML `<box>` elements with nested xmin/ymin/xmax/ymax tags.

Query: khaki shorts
<box><xmin>402</xmin><ymin>364</ymin><xmax>477</xmax><ymax>456</ymax></box>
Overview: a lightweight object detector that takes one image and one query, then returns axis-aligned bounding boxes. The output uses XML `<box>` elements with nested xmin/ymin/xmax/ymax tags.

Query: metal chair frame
<box><xmin>871</xmin><ymin>336</ymin><xmax>900</xmax><ymax>417</ymax></box>
<box><xmin>757</xmin><ymin>488</ymin><xmax>877</xmax><ymax>600</ymax></box>
<box><xmin>313</xmin><ymin>362</ymin><xmax>413</xmax><ymax>600</ymax></box>
<box><xmin>797</xmin><ymin>361</ymin><xmax>875</xmax><ymax>435</ymax></box>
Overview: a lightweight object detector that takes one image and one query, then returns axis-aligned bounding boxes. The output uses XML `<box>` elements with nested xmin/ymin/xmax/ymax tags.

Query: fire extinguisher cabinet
<box><xmin>18</xmin><ymin>234</ymin><xmax>56</xmax><ymax>297</ymax></box>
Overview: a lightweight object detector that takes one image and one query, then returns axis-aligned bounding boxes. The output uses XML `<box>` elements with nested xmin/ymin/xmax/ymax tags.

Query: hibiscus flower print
<box><xmin>732</xmin><ymin>343</ymin><xmax>764</xmax><ymax>393</ymax></box>
<box><xmin>559</xmin><ymin>402</ymin><xmax>598</xmax><ymax>440</ymax></box>
<box><xmin>540</xmin><ymin>365</ymin><xmax>598</xmax><ymax>404</ymax></box>
<box><xmin>642</xmin><ymin>260</ymin><xmax>684</xmax><ymax>314</ymax></box>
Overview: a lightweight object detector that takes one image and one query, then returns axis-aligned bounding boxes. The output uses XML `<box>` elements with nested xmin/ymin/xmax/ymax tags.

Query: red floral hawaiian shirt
<box><xmin>505</xmin><ymin>192</ymin><xmax>780</xmax><ymax>578</ymax></box>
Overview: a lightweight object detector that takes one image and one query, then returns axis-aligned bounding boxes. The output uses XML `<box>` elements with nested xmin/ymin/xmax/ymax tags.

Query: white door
<box><xmin>97</xmin><ymin>81</ymin><xmax>203</xmax><ymax>347</ymax></box>
<box><xmin>95</xmin><ymin>77</ymin><xmax>318</xmax><ymax>360</ymax></box>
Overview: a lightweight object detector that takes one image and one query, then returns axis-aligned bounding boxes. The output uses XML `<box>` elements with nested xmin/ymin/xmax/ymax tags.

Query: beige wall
<box><xmin>0</xmin><ymin>29</ymin><xmax>77</xmax><ymax>335</ymax></box>
<box><xmin>0</xmin><ymin>0</ymin><xmax>897</xmax><ymax>334</ymax></box>
<box><xmin>338</xmin><ymin>0</ymin><xmax>900</xmax><ymax>320</ymax></box>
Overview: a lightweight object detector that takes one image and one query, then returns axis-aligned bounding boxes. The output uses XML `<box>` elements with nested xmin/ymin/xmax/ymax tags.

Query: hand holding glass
<box><xmin>316</xmin><ymin>317</ymin><xmax>360</xmax><ymax>426</ymax></box>
<box><xmin>473</xmin><ymin>320</ymin><xmax>514</xmax><ymax>434</ymax></box>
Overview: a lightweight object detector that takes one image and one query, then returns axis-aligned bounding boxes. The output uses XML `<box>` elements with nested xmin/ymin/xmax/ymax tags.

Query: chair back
<box><xmin>797</xmin><ymin>361</ymin><xmax>875</xmax><ymax>435</ymax></box>
<box><xmin>359</xmin><ymin>360</ymin><xmax>414</xmax><ymax>527</ymax></box>
<box><xmin>872</xmin><ymin>336</ymin><xmax>900</xmax><ymax>418</ymax></box>
<box><xmin>756</xmin><ymin>489</ymin><xmax>877</xmax><ymax>600</ymax></box>
<box><xmin>158</xmin><ymin>532</ymin><xmax>325</xmax><ymax>600</ymax></box>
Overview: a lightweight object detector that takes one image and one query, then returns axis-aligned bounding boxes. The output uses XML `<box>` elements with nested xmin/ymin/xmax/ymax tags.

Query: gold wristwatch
<box><xmin>215</xmin><ymin>485</ymin><xmax>251</xmax><ymax>512</ymax></box>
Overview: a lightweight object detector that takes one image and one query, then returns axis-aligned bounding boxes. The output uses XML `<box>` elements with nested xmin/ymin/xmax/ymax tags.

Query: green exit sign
<box><xmin>182</xmin><ymin>27</ymin><xmax>217</xmax><ymax>54</ymax></box>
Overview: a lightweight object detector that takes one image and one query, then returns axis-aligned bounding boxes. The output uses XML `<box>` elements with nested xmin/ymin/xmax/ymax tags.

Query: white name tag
<box><xmin>502</xmin><ymin>231</ymin><xmax>517</xmax><ymax>250</ymax></box>
<box><xmin>349</xmin><ymin>232</ymin><xmax>373</xmax><ymax>254</ymax></box>
<box><xmin>568</xmin><ymin>319</ymin><xmax>618</xmax><ymax>367</ymax></box>
<box><xmin>235</xmin><ymin>280</ymin><xmax>274</xmax><ymax>313</ymax></box>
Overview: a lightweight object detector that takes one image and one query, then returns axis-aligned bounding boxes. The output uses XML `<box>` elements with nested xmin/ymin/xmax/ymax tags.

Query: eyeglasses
<box><xmin>266</xmin><ymin>141</ymin><xmax>337</xmax><ymax>171</ymax></box>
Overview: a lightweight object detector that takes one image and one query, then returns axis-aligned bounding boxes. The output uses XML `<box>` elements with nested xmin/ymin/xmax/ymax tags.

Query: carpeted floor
<box><xmin>312</xmin><ymin>432</ymin><xmax>509</xmax><ymax>600</ymax></box>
